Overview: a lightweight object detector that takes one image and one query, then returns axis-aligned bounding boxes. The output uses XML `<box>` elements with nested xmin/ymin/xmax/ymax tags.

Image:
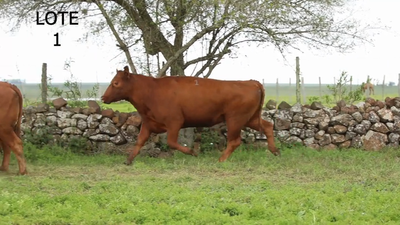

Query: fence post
<box><xmin>276</xmin><ymin>78</ymin><xmax>279</xmax><ymax>103</ymax></box>
<box><xmin>289</xmin><ymin>78</ymin><xmax>291</xmax><ymax>86</ymax></box>
<box><xmin>98</xmin><ymin>85</ymin><xmax>102</xmax><ymax>101</ymax></box>
<box><xmin>350</xmin><ymin>76</ymin><xmax>353</xmax><ymax>93</ymax></box>
<box><xmin>41</xmin><ymin>63</ymin><xmax>47</xmax><ymax>103</ymax></box>
<box><xmin>319</xmin><ymin>77</ymin><xmax>322</xmax><ymax>101</ymax></box>
<box><xmin>382</xmin><ymin>75</ymin><xmax>385</xmax><ymax>100</ymax></box>
<box><xmin>398</xmin><ymin>73</ymin><xmax>400</xmax><ymax>96</ymax></box>
<box><xmin>295</xmin><ymin>56</ymin><xmax>301</xmax><ymax>103</ymax></box>
<box><xmin>366</xmin><ymin>75</ymin><xmax>370</xmax><ymax>98</ymax></box>
<box><xmin>301</xmin><ymin>77</ymin><xmax>305</xmax><ymax>104</ymax></box>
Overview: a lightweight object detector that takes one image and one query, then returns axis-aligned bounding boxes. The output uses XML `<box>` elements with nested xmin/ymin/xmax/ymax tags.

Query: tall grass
<box><xmin>1</xmin><ymin>143</ymin><xmax>400</xmax><ymax>224</ymax></box>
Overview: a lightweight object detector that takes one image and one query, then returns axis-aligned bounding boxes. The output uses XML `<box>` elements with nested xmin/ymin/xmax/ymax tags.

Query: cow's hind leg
<box><xmin>246</xmin><ymin>118</ymin><xmax>280</xmax><ymax>156</ymax></box>
<box><xmin>166</xmin><ymin>124</ymin><xmax>197</xmax><ymax>157</ymax></box>
<box><xmin>218</xmin><ymin>122</ymin><xmax>242</xmax><ymax>162</ymax></box>
<box><xmin>0</xmin><ymin>142</ymin><xmax>12</xmax><ymax>172</ymax></box>
<box><xmin>0</xmin><ymin>129</ymin><xmax>27</xmax><ymax>175</ymax></box>
<box><xmin>125</xmin><ymin>124</ymin><xmax>151</xmax><ymax>165</ymax></box>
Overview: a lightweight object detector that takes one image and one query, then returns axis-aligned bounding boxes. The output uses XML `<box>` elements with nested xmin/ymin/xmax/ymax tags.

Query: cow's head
<box><xmin>101</xmin><ymin>66</ymin><xmax>132</xmax><ymax>104</ymax></box>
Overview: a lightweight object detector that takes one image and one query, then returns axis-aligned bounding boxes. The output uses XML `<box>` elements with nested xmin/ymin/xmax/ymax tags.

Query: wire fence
<box><xmin>263</xmin><ymin>75</ymin><xmax>400</xmax><ymax>105</ymax></box>
<box><xmin>4</xmin><ymin>61</ymin><xmax>400</xmax><ymax>106</ymax></box>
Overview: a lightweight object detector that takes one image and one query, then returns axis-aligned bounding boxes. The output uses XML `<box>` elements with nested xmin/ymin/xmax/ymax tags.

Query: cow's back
<box><xmin>149</xmin><ymin>77</ymin><xmax>263</xmax><ymax>127</ymax></box>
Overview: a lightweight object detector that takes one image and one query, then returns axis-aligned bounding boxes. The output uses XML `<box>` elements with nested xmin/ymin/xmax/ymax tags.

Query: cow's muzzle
<box><xmin>101</xmin><ymin>95</ymin><xmax>109</xmax><ymax>104</ymax></box>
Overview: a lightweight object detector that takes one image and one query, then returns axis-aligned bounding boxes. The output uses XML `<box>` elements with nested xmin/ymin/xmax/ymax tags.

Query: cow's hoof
<box><xmin>18</xmin><ymin>171</ymin><xmax>28</xmax><ymax>176</ymax></box>
<box><xmin>274</xmin><ymin>151</ymin><xmax>281</xmax><ymax>156</ymax></box>
<box><xmin>124</xmin><ymin>161</ymin><xmax>132</xmax><ymax>166</ymax></box>
<box><xmin>270</xmin><ymin>148</ymin><xmax>281</xmax><ymax>156</ymax></box>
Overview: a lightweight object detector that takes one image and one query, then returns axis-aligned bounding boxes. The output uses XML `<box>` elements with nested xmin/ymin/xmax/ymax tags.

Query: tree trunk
<box><xmin>170</xmin><ymin>55</ymin><xmax>185</xmax><ymax>76</ymax></box>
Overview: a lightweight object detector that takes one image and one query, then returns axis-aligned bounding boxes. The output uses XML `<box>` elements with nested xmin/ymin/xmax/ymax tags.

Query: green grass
<box><xmin>1</xmin><ymin>143</ymin><xmax>400</xmax><ymax>224</ymax></box>
<box><xmin>264</xmin><ymin>83</ymin><xmax>399</xmax><ymax>105</ymax></box>
<box><xmin>100</xmin><ymin>101</ymin><xmax>136</xmax><ymax>112</ymax></box>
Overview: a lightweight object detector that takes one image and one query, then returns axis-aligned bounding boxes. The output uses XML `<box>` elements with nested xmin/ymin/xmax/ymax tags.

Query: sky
<box><xmin>0</xmin><ymin>0</ymin><xmax>399</xmax><ymax>85</ymax></box>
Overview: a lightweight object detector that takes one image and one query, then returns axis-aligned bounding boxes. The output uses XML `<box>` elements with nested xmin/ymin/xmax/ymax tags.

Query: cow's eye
<box><xmin>113</xmin><ymin>82</ymin><xmax>119</xmax><ymax>86</ymax></box>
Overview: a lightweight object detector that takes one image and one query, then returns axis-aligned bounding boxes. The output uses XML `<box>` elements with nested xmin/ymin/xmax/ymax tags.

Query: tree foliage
<box><xmin>0</xmin><ymin>0</ymin><xmax>371</xmax><ymax>77</ymax></box>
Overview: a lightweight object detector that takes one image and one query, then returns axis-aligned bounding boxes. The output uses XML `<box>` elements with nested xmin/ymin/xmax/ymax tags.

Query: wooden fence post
<box><xmin>398</xmin><ymin>73</ymin><xmax>400</xmax><ymax>96</ymax></box>
<box><xmin>350</xmin><ymin>76</ymin><xmax>353</xmax><ymax>93</ymax></box>
<box><xmin>295</xmin><ymin>56</ymin><xmax>301</xmax><ymax>103</ymax></box>
<box><xmin>319</xmin><ymin>77</ymin><xmax>322</xmax><ymax>101</ymax></box>
<box><xmin>276</xmin><ymin>78</ymin><xmax>279</xmax><ymax>103</ymax></box>
<box><xmin>397</xmin><ymin>73</ymin><xmax>400</xmax><ymax>96</ymax></box>
<box><xmin>98</xmin><ymin>85</ymin><xmax>102</xmax><ymax>101</ymax></box>
<box><xmin>301</xmin><ymin>77</ymin><xmax>305</xmax><ymax>104</ymax></box>
<box><xmin>366</xmin><ymin>75</ymin><xmax>370</xmax><ymax>98</ymax></box>
<box><xmin>382</xmin><ymin>75</ymin><xmax>385</xmax><ymax>100</ymax></box>
<box><xmin>41</xmin><ymin>63</ymin><xmax>47</xmax><ymax>103</ymax></box>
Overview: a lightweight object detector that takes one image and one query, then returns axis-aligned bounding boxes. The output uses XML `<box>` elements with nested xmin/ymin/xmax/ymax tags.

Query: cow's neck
<box><xmin>127</xmin><ymin>74</ymin><xmax>154</xmax><ymax>111</ymax></box>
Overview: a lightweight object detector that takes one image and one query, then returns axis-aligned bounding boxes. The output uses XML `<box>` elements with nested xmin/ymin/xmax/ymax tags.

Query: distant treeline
<box><xmin>3</xmin><ymin>79</ymin><xmax>26</xmax><ymax>84</ymax></box>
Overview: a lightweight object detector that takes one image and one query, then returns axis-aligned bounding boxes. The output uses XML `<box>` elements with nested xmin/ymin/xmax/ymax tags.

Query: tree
<box><xmin>0</xmin><ymin>0</ymin><xmax>372</xmax><ymax>77</ymax></box>
<box><xmin>327</xmin><ymin>71</ymin><xmax>364</xmax><ymax>104</ymax></box>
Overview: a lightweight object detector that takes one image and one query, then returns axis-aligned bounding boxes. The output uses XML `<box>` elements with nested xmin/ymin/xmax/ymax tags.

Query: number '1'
<box><xmin>54</xmin><ymin>33</ymin><xmax>61</xmax><ymax>46</ymax></box>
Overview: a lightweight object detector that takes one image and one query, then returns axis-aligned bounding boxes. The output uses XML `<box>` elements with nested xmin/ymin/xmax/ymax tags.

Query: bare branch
<box><xmin>94</xmin><ymin>0</ymin><xmax>137</xmax><ymax>74</ymax></box>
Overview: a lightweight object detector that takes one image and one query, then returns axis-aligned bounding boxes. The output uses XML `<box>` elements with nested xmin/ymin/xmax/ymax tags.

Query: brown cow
<box><xmin>0</xmin><ymin>82</ymin><xmax>27</xmax><ymax>175</ymax></box>
<box><xmin>362</xmin><ymin>82</ymin><xmax>374</xmax><ymax>95</ymax></box>
<box><xmin>101</xmin><ymin>66</ymin><xmax>280</xmax><ymax>165</ymax></box>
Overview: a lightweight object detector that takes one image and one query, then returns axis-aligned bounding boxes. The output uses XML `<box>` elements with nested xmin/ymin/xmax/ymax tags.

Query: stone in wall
<box><xmin>99</xmin><ymin>118</ymin><xmax>119</xmax><ymax>136</ymax></box>
<box><xmin>87</xmin><ymin>114</ymin><xmax>102</xmax><ymax>129</ymax></box>
<box><xmin>274</xmin><ymin>110</ymin><xmax>292</xmax><ymax>130</ymax></box>
<box><xmin>362</xmin><ymin>130</ymin><xmax>388</xmax><ymax>151</ymax></box>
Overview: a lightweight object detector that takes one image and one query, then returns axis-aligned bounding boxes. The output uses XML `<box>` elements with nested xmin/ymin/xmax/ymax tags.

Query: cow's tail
<box><xmin>9</xmin><ymin>84</ymin><xmax>23</xmax><ymax>138</ymax></box>
<box><xmin>255</xmin><ymin>81</ymin><xmax>265</xmax><ymax>133</ymax></box>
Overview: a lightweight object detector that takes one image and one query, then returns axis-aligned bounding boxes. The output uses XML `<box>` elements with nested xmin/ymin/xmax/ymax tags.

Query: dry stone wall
<box><xmin>20</xmin><ymin>97</ymin><xmax>400</xmax><ymax>155</ymax></box>
<box><xmin>263</xmin><ymin>97</ymin><xmax>400</xmax><ymax>150</ymax></box>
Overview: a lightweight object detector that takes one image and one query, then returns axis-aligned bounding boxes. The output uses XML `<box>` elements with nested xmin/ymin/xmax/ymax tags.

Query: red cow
<box><xmin>0</xmin><ymin>82</ymin><xmax>27</xmax><ymax>175</ymax></box>
<box><xmin>101</xmin><ymin>66</ymin><xmax>280</xmax><ymax>165</ymax></box>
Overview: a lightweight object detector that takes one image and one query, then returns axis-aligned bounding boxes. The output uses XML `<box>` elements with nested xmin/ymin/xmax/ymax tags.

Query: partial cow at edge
<box><xmin>0</xmin><ymin>81</ymin><xmax>27</xmax><ymax>175</ymax></box>
<box><xmin>101</xmin><ymin>66</ymin><xmax>280</xmax><ymax>165</ymax></box>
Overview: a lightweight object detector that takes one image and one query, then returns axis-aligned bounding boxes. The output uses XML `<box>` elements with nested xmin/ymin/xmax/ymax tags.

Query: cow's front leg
<box><xmin>125</xmin><ymin>123</ymin><xmax>151</xmax><ymax>165</ymax></box>
<box><xmin>166</xmin><ymin>125</ymin><xmax>197</xmax><ymax>157</ymax></box>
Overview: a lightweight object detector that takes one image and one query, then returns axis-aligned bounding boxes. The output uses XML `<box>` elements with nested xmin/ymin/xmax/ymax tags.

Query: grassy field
<box><xmin>1</xmin><ymin>143</ymin><xmax>400</xmax><ymax>224</ymax></box>
<box><xmin>16</xmin><ymin>83</ymin><xmax>107</xmax><ymax>103</ymax></box>
<box><xmin>263</xmin><ymin>83</ymin><xmax>400</xmax><ymax>105</ymax></box>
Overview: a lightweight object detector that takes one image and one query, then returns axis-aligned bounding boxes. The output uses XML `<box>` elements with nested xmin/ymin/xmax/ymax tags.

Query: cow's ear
<box><xmin>123</xmin><ymin>66</ymin><xmax>130</xmax><ymax>79</ymax></box>
<box><xmin>124</xmin><ymin>66</ymin><xmax>129</xmax><ymax>73</ymax></box>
